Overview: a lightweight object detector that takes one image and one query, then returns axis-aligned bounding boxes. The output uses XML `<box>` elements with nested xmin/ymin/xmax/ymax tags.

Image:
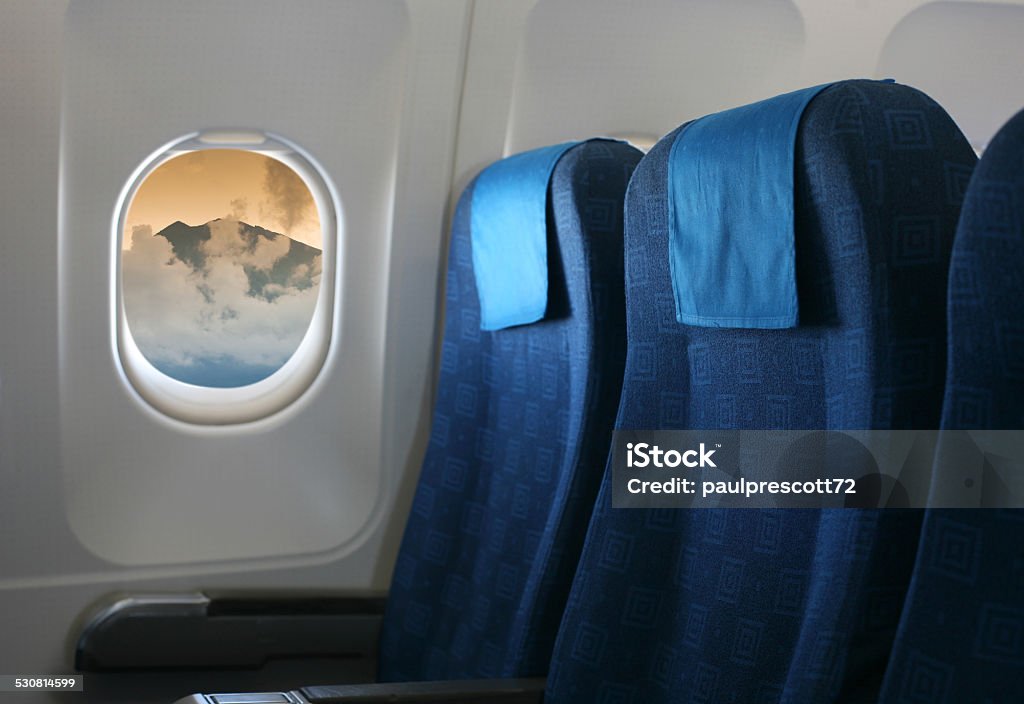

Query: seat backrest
<box><xmin>378</xmin><ymin>140</ymin><xmax>642</xmax><ymax>681</ymax></box>
<box><xmin>545</xmin><ymin>81</ymin><xmax>976</xmax><ymax>703</ymax></box>
<box><xmin>880</xmin><ymin>108</ymin><xmax>1024</xmax><ymax>703</ymax></box>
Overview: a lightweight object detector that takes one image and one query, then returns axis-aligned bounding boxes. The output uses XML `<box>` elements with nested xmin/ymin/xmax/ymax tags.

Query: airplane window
<box><xmin>117</xmin><ymin>136</ymin><xmax>336</xmax><ymax>423</ymax></box>
<box><xmin>122</xmin><ymin>148</ymin><xmax>322</xmax><ymax>387</ymax></box>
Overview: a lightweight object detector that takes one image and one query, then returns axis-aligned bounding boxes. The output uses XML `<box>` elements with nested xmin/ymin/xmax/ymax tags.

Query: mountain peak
<box><xmin>208</xmin><ymin>217</ymin><xmax>259</xmax><ymax>230</ymax></box>
<box><xmin>156</xmin><ymin>217</ymin><xmax>256</xmax><ymax>235</ymax></box>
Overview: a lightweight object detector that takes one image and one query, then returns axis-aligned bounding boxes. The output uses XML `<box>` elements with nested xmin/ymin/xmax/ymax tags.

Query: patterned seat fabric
<box><xmin>545</xmin><ymin>81</ymin><xmax>976</xmax><ymax>703</ymax></box>
<box><xmin>880</xmin><ymin>108</ymin><xmax>1024</xmax><ymax>704</ymax></box>
<box><xmin>377</xmin><ymin>140</ymin><xmax>642</xmax><ymax>681</ymax></box>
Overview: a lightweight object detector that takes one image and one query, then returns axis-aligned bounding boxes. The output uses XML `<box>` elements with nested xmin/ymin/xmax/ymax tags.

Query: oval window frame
<box><xmin>113</xmin><ymin>130</ymin><xmax>340</xmax><ymax>425</ymax></box>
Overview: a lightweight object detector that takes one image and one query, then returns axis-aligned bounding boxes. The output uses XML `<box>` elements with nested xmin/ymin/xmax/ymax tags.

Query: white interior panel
<box><xmin>505</xmin><ymin>0</ymin><xmax>806</xmax><ymax>152</ymax></box>
<box><xmin>2</xmin><ymin>2</ymin><xmax>469</xmax><ymax>688</ymax></box>
<box><xmin>878</xmin><ymin>1</ymin><xmax>1024</xmax><ymax>150</ymax></box>
<box><xmin>60</xmin><ymin>0</ymin><xmax>409</xmax><ymax>566</ymax></box>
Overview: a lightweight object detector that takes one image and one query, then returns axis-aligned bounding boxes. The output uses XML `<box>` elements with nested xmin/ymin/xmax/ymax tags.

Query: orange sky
<box><xmin>123</xmin><ymin>149</ymin><xmax>322</xmax><ymax>250</ymax></box>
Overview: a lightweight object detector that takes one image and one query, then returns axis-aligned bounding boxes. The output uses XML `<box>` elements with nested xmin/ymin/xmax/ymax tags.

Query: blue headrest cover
<box><xmin>470</xmin><ymin>141</ymin><xmax>581</xmax><ymax>331</ymax></box>
<box><xmin>667</xmin><ymin>83</ymin><xmax>837</xmax><ymax>329</ymax></box>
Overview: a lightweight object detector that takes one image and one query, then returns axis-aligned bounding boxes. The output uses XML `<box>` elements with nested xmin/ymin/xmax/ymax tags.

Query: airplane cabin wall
<box><xmin>1</xmin><ymin>0</ymin><xmax>1022</xmax><ymax>698</ymax></box>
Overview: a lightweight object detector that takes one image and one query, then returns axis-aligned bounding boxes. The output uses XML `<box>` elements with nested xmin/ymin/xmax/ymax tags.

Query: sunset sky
<box><xmin>123</xmin><ymin>149</ymin><xmax>322</xmax><ymax>250</ymax></box>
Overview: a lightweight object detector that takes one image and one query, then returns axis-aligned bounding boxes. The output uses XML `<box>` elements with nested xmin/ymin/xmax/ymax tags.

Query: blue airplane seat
<box><xmin>377</xmin><ymin>140</ymin><xmax>642</xmax><ymax>682</ymax></box>
<box><xmin>545</xmin><ymin>81</ymin><xmax>976</xmax><ymax>703</ymax></box>
<box><xmin>879</xmin><ymin>107</ymin><xmax>1024</xmax><ymax>703</ymax></box>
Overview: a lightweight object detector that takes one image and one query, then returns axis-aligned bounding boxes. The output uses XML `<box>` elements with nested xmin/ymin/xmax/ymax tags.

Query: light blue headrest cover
<box><xmin>668</xmin><ymin>83</ymin><xmax>834</xmax><ymax>329</ymax></box>
<box><xmin>470</xmin><ymin>141</ymin><xmax>581</xmax><ymax>331</ymax></box>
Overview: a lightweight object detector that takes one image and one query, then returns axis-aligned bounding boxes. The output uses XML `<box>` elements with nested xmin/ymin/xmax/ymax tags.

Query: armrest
<box><xmin>76</xmin><ymin>593</ymin><xmax>385</xmax><ymax>670</ymax></box>
<box><xmin>173</xmin><ymin>677</ymin><xmax>546</xmax><ymax>704</ymax></box>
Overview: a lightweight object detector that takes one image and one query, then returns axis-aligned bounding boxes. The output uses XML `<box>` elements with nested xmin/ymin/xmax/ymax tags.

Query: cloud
<box><xmin>205</xmin><ymin>218</ymin><xmax>290</xmax><ymax>270</ymax></box>
<box><xmin>122</xmin><ymin>219</ymin><xmax>321</xmax><ymax>385</ymax></box>
<box><xmin>229</xmin><ymin>197</ymin><xmax>248</xmax><ymax>221</ymax></box>
<box><xmin>262</xmin><ymin>158</ymin><xmax>314</xmax><ymax>237</ymax></box>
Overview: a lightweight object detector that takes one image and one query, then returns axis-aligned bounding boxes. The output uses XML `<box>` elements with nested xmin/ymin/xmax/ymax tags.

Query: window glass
<box><xmin>121</xmin><ymin>149</ymin><xmax>322</xmax><ymax>387</ymax></box>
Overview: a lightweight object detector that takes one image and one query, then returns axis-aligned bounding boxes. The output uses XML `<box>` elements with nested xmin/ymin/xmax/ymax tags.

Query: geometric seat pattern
<box><xmin>545</xmin><ymin>81</ymin><xmax>977</xmax><ymax>704</ymax></box>
<box><xmin>378</xmin><ymin>140</ymin><xmax>642</xmax><ymax>682</ymax></box>
<box><xmin>880</xmin><ymin>108</ymin><xmax>1024</xmax><ymax>704</ymax></box>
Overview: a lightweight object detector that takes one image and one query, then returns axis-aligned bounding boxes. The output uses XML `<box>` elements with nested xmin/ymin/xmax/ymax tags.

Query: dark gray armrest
<box><xmin>77</xmin><ymin>593</ymin><xmax>385</xmax><ymax>670</ymax></box>
<box><xmin>173</xmin><ymin>678</ymin><xmax>546</xmax><ymax>704</ymax></box>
